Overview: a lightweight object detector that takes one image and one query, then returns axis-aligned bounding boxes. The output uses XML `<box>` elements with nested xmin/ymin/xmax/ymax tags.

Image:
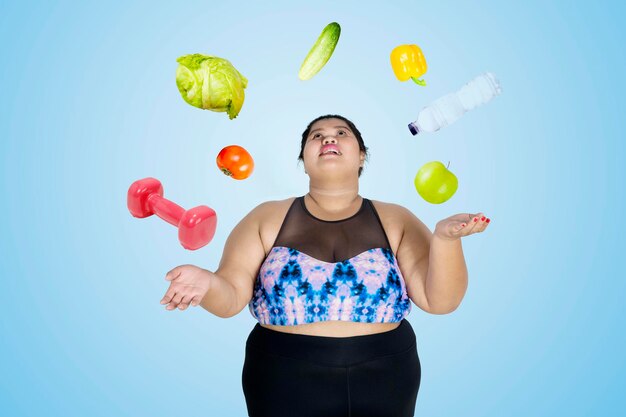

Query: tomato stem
<box><xmin>221</xmin><ymin>168</ymin><xmax>232</xmax><ymax>176</ymax></box>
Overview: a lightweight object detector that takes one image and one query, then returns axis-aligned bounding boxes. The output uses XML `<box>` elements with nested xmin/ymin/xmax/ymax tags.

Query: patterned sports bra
<box><xmin>248</xmin><ymin>196</ymin><xmax>411</xmax><ymax>326</ymax></box>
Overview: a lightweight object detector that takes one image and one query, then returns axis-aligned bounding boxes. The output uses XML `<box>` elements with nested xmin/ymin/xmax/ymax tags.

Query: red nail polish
<box><xmin>486</xmin><ymin>218</ymin><xmax>490</xmax><ymax>223</ymax></box>
<box><xmin>473</xmin><ymin>218</ymin><xmax>478</xmax><ymax>222</ymax></box>
<box><xmin>481</xmin><ymin>216</ymin><xmax>486</xmax><ymax>221</ymax></box>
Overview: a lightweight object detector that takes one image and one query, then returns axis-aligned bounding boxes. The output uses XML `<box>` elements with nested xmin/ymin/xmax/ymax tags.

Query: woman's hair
<box><xmin>298</xmin><ymin>114</ymin><xmax>370</xmax><ymax>177</ymax></box>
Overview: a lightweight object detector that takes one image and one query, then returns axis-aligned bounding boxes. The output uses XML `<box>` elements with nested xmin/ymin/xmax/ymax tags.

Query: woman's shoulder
<box><xmin>252</xmin><ymin>198</ymin><xmax>299</xmax><ymax>252</ymax></box>
<box><xmin>366</xmin><ymin>199</ymin><xmax>415</xmax><ymax>253</ymax></box>
<box><xmin>368</xmin><ymin>198</ymin><xmax>428</xmax><ymax>233</ymax></box>
<box><xmin>250</xmin><ymin>196</ymin><xmax>299</xmax><ymax>220</ymax></box>
<box><xmin>368</xmin><ymin>198</ymin><xmax>411</xmax><ymax>219</ymax></box>
<box><xmin>257</xmin><ymin>196</ymin><xmax>299</xmax><ymax>209</ymax></box>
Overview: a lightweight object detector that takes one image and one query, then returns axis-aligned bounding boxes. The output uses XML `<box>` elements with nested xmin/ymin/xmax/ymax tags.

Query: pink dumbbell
<box><xmin>127</xmin><ymin>177</ymin><xmax>217</xmax><ymax>250</ymax></box>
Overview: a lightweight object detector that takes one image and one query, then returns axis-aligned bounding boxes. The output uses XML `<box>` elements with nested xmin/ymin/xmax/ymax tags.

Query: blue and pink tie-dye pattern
<box><xmin>249</xmin><ymin>246</ymin><xmax>411</xmax><ymax>325</ymax></box>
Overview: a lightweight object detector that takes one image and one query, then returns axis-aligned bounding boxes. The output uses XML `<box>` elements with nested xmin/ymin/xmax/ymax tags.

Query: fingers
<box><xmin>449</xmin><ymin>213</ymin><xmax>473</xmax><ymax>222</ymax></box>
<box><xmin>452</xmin><ymin>222</ymin><xmax>465</xmax><ymax>233</ymax></box>
<box><xmin>448</xmin><ymin>214</ymin><xmax>469</xmax><ymax>234</ymax></box>
<box><xmin>162</xmin><ymin>291</ymin><xmax>187</xmax><ymax>311</ymax></box>
<box><xmin>165</xmin><ymin>266</ymin><xmax>183</xmax><ymax>281</ymax></box>
<box><xmin>475</xmin><ymin>214</ymin><xmax>490</xmax><ymax>233</ymax></box>
<box><xmin>465</xmin><ymin>213</ymin><xmax>490</xmax><ymax>234</ymax></box>
<box><xmin>160</xmin><ymin>287</ymin><xmax>177</xmax><ymax>306</ymax></box>
<box><xmin>163</xmin><ymin>266</ymin><xmax>190</xmax><ymax>311</ymax></box>
<box><xmin>160</xmin><ymin>290</ymin><xmax>179</xmax><ymax>310</ymax></box>
<box><xmin>170</xmin><ymin>292</ymin><xmax>186</xmax><ymax>309</ymax></box>
<box><xmin>190</xmin><ymin>294</ymin><xmax>203</xmax><ymax>307</ymax></box>
<box><xmin>160</xmin><ymin>265</ymin><xmax>209</xmax><ymax>311</ymax></box>
<box><xmin>465</xmin><ymin>213</ymin><xmax>482</xmax><ymax>234</ymax></box>
<box><xmin>160</xmin><ymin>287</ymin><xmax>202</xmax><ymax>311</ymax></box>
<box><xmin>177</xmin><ymin>294</ymin><xmax>194</xmax><ymax>311</ymax></box>
<box><xmin>454</xmin><ymin>213</ymin><xmax>491</xmax><ymax>236</ymax></box>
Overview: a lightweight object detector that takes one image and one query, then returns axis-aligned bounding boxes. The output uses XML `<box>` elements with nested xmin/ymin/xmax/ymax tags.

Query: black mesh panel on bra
<box><xmin>272</xmin><ymin>196</ymin><xmax>392</xmax><ymax>263</ymax></box>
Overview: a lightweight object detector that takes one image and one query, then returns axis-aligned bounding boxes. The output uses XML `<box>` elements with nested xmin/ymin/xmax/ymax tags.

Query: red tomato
<box><xmin>216</xmin><ymin>145</ymin><xmax>254</xmax><ymax>180</ymax></box>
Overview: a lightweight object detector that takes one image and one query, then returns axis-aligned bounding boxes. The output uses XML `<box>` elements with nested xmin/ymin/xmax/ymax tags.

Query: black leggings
<box><xmin>242</xmin><ymin>319</ymin><xmax>421</xmax><ymax>417</ymax></box>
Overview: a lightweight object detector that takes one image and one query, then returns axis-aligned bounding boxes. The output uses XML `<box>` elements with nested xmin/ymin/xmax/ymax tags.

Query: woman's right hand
<box><xmin>161</xmin><ymin>265</ymin><xmax>211</xmax><ymax>311</ymax></box>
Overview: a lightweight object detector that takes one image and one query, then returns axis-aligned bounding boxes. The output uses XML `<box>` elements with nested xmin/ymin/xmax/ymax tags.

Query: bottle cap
<box><xmin>408</xmin><ymin>122</ymin><xmax>419</xmax><ymax>135</ymax></box>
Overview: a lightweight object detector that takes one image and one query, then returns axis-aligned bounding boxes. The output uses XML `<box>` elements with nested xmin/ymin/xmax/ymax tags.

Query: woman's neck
<box><xmin>305</xmin><ymin>187</ymin><xmax>361</xmax><ymax>214</ymax></box>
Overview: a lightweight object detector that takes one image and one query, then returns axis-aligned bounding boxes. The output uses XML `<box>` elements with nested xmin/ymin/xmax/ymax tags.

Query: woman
<box><xmin>160</xmin><ymin>115</ymin><xmax>490</xmax><ymax>417</ymax></box>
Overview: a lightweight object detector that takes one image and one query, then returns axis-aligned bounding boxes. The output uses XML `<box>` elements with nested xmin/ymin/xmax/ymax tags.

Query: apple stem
<box><xmin>447</xmin><ymin>161</ymin><xmax>450</xmax><ymax>169</ymax></box>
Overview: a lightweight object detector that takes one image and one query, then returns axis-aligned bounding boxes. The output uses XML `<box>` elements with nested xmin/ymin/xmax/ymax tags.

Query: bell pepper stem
<box><xmin>411</xmin><ymin>77</ymin><xmax>427</xmax><ymax>86</ymax></box>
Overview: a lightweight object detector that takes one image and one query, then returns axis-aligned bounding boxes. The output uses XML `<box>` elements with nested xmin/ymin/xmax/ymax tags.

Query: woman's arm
<box><xmin>200</xmin><ymin>203</ymin><xmax>269</xmax><ymax>317</ymax></box>
<box><xmin>427</xmin><ymin>212</ymin><xmax>489</xmax><ymax>313</ymax></box>
<box><xmin>424</xmin><ymin>233</ymin><xmax>468</xmax><ymax>314</ymax></box>
<box><xmin>394</xmin><ymin>207</ymin><xmax>482</xmax><ymax>314</ymax></box>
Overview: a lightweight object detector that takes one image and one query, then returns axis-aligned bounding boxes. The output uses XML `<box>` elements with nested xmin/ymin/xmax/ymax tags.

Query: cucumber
<box><xmin>298</xmin><ymin>22</ymin><xmax>341</xmax><ymax>81</ymax></box>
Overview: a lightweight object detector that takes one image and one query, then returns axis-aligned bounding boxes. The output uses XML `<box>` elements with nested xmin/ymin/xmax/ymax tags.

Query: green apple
<box><xmin>414</xmin><ymin>161</ymin><xmax>458</xmax><ymax>204</ymax></box>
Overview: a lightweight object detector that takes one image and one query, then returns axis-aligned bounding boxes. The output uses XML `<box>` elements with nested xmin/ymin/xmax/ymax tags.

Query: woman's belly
<box><xmin>260</xmin><ymin>320</ymin><xmax>401</xmax><ymax>337</ymax></box>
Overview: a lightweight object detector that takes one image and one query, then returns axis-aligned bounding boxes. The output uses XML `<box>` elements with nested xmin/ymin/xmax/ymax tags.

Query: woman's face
<box><xmin>302</xmin><ymin>118</ymin><xmax>365</xmax><ymax>178</ymax></box>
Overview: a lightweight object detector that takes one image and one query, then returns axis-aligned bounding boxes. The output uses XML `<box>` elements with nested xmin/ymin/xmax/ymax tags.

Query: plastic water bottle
<box><xmin>408</xmin><ymin>72</ymin><xmax>502</xmax><ymax>135</ymax></box>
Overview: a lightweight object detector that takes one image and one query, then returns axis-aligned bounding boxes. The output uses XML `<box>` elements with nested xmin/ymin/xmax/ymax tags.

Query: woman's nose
<box><xmin>322</xmin><ymin>136</ymin><xmax>337</xmax><ymax>144</ymax></box>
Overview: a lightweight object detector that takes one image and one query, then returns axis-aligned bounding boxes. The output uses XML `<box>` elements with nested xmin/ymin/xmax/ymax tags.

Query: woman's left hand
<box><xmin>434</xmin><ymin>213</ymin><xmax>491</xmax><ymax>241</ymax></box>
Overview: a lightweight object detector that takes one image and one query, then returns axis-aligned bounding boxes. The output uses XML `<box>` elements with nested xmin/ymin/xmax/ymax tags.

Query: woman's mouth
<box><xmin>319</xmin><ymin>144</ymin><xmax>341</xmax><ymax>156</ymax></box>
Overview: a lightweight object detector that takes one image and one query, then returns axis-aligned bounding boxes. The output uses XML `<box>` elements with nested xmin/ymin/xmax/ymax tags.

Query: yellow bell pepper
<box><xmin>390</xmin><ymin>44</ymin><xmax>428</xmax><ymax>86</ymax></box>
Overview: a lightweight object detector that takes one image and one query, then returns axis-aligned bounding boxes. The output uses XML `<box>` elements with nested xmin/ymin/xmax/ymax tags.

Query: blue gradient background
<box><xmin>1</xmin><ymin>0</ymin><xmax>624</xmax><ymax>415</ymax></box>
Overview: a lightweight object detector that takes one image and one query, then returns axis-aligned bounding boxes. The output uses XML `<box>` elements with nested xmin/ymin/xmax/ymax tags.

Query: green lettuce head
<box><xmin>175</xmin><ymin>54</ymin><xmax>248</xmax><ymax>120</ymax></box>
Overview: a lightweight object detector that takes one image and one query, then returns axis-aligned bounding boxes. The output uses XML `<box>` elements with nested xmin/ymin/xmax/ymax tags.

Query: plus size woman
<box><xmin>160</xmin><ymin>115</ymin><xmax>491</xmax><ymax>417</ymax></box>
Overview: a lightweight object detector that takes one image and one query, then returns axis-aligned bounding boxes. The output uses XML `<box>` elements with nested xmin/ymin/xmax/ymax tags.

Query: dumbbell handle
<box><xmin>148</xmin><ymin>193</ymin><xmax>185</xmax><ymax>227</ymax></box>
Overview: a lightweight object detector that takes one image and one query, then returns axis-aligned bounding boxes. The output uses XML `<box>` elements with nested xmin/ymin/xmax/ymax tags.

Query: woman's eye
<box><xmin>313</xmin><ymin>133</ymin><xmax>322</xmax><ymax>139</ymax></box>
<box><xmin>337</xmin><ymin>130</ymin><xmax>346</xmax><ymax>136</ymax></box>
